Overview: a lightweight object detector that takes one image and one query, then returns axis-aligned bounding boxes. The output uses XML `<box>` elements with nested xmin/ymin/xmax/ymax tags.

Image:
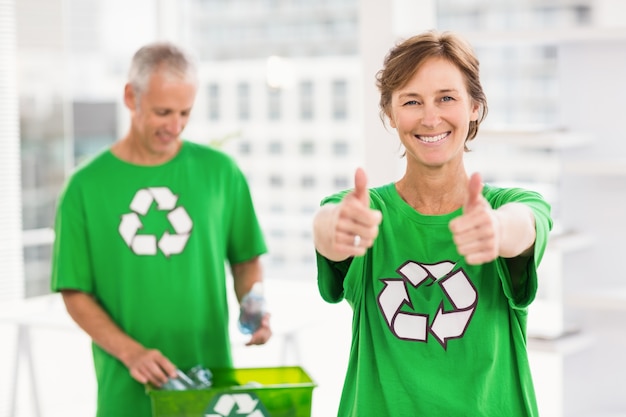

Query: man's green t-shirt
<box><xmin>317</xmin><ymin>183</ymin><xmax>552</xmax><ymax>417</ymax></box>
<box><xmin>51</xmin><ymin>140</ymin><xmax>267</xmax><ymax>417</ymax></box>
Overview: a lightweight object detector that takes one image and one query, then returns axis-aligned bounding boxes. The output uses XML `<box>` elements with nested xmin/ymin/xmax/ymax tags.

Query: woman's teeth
<box><xmin>418</xmin><ymin>132</ymin><xmax>448</xmax><ymax>143</ymax></box>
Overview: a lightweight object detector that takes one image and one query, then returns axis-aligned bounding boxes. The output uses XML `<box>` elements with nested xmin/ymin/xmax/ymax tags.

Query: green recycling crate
<box><xmin>147</xmin><ymin>366</ymin><xmax>317</xmax><ymax>417</ymax></box>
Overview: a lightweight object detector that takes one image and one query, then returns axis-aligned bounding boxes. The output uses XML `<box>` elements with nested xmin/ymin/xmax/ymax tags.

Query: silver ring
<box><xmin>353</xmin><ymin>234</ymin><xmax>361</xmax><ymax>247</ymax></box>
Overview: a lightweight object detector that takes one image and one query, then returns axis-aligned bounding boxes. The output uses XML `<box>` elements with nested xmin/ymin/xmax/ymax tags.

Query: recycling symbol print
<box><xmin>204</xmin><ymin>393</ymin><xmax>270</xmax><ymax>417</ymax></box>
<box><xmin>118</xmin><ymin>187</ymin><xmax>193</xmax><ymax>257</ymax></box>
<box><xmin>377</xmin><ymin>260</ymin><xmax>478</xmax><ymax>349</ymax></box>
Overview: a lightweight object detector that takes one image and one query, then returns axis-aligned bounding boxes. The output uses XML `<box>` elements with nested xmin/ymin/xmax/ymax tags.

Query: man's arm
<box><xmin>231</xmin><ymin>256</ymin><xmax>272</xmax><ymax>346</ymax></box>
<box><xmin>61</xmin><ymin>290</ymin><xmax>177</xmax><ymax>385</ymax></box>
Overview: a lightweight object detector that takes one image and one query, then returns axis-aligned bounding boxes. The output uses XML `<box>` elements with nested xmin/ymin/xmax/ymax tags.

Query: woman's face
<box><xmin>387</xmin><ymin>57</ymin><xmax>479</xmax><ymax>170</ymax></box>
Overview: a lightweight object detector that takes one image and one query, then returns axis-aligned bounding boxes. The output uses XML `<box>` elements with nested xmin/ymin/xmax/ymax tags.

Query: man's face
<box><xmin>125</xmin><ymin>70</ymin><xmax>197</xmax><ymax>163</ymax></box>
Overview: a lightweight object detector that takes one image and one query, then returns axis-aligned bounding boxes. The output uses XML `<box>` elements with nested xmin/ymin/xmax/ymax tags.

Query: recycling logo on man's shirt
<box><xmin>377</xmin><ymin>260</ymin><xmax>478</xmax><ymax>349</ymax></box>
<box><xmin>204</xmin><ymin>393</ymin><xmax>270</xmax><ymax>417</ymax></box>
<box><xmin>118</xmin><ymin>187</ymin><xmax>192</xmax><ymax>257</ymax></box>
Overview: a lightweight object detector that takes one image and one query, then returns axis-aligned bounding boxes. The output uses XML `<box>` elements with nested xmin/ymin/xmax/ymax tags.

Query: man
<box><xmin>50</xmin><ymin>42</ymin><xmax>271</xmax><ymax>417</ymax></box>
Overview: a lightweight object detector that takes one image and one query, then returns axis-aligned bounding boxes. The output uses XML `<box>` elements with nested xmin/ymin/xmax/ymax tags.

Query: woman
<box><xmin>313</xmin><ymin>30</ymin><xmax>552</xmax><ymax>416</ymax></box>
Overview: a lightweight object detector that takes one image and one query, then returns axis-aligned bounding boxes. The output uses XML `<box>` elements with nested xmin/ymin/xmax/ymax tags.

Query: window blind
<box><xmin>0</xmin><ymin>0</ymin><xmax>24</xmax><ymax>303</ymax></box>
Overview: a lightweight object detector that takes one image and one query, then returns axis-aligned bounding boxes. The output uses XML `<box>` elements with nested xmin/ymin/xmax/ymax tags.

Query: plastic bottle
<box><xmin>187</xmin><ymin>365</ymin><xmax>213</xmax><ymax>389</ymax></box>
<box><xmin>238</xmin><ymin>282</ymin><xmax>266</xmax><ymax>335</ymax></box>
<box><xmin>161</xmin><ymin>369</ymin><xmax>195</xmax><ymax>391</ymax></box>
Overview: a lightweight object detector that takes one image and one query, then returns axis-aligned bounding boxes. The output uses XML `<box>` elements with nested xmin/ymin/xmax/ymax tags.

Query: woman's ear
<box><xmin>470</xmin><ymin>101</ymin><xmax>480</xmax><ymax>122</ymax></box>
<box><xmin>387</xmin><ymin>110</ymin><xmax>397</xmax><ymax>129</ymax></box>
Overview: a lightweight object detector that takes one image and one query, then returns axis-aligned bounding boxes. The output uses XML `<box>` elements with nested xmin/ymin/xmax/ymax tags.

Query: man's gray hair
<box><xmin>128</xmin><ymin>42</ymin><xmax>198</xmax><ymax>95</ymax></box>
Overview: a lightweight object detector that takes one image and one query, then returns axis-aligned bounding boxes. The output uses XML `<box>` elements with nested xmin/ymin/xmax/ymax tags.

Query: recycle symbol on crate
<box><xmin>204</xmin><ymin>393</ymin><xmax>270</xmax><ymax>417</ymax></box>
<box><xmin>377</xmin><ymin>260</ymin><xmax>478</xmax><ymax>349</ymax></box>
<box><xmin>118</xmin><ymin>187</ymin><xmax>193</xmax><ymax>257</ymax></box>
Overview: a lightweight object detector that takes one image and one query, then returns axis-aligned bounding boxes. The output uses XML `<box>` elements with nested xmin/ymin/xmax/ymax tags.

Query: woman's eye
<box><xmin>403</xmin><ymin>100</ymin><xmax>419</xmax><ymax>106</ymax></box>
<box><xmin>441</xmin><ymin>96</ymin><xmax>454</xmax><ymax>102</ymax></box>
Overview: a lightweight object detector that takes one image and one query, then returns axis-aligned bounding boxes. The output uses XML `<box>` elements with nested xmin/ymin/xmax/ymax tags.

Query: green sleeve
<box><xmin>50</xmin><ymin>174</ymin><xmax>95</xmax><ymax>294</ymax></box>
<box><xmin>316</xmin><ymin>252</ymin><xmax>353</xmax><ymax>303</ymax></box>
<box><xmin>315</xmin><ymin>190</ymin><xmax>352</xmax><ymax>303</ymax></box>
<box><xmin>226</xmin><ymin>163</ymin><xmax>267</xmax><ymax>265</ymax></box>
<box><xmin>487</xmin><ymin>186</ymin><xmax>553</xmax><ymax>308</ymax></box>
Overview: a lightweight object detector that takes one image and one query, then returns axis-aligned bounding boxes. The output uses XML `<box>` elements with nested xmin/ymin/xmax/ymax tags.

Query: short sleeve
<box><xmin>486</xmin><ymin>186</ymin><xmax>553</xmax><ymax>308</ymax></box>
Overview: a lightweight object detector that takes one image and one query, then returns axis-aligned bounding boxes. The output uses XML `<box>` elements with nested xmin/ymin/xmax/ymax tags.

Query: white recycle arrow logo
<box><xmin>377</xmin><ymin>260</ymin><xmax>478</xmax><ymax>349</ymax></box>
<box><xmin>118</xmin><ymin>187</ymin><xmax>193</xmax><ymax>257</ymax></box>
<box><xmin>205</xmin><ymin>393</ymin><xmax>269</xmax><ymax>417</ymax></box>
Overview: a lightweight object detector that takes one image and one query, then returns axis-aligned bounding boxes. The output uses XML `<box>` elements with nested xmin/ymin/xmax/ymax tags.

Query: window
<box><xmin>270</xmin><ymin>229</ymin><xmax>285</xmax><ymax>238</ymax></box>
<box><xmin>301</xmin><ymin>254</ymin><xmax>315</xmax><ymax>264</ymax></box>
<box><xmin>269</xmin><ymin>254</ymin><xmax>285</xmax><ymax>265</ymax></box>
<box><xmin>239</xmin><ymin>141</ymin><xmax>251</xmax><ymax>155</ymax></box>
<box><xmin>333</xmin><ymin>140</ymin><xmax>349</xmax><ymax>156</ymax></box>
<box><xmin>300</xmin><ymin>204</ymin><xmax>317</xmax><ymax>214</ymax></box>
<box><xmin>268</xmin><ymin>141</ymin><xmax>282</xmax><ymax>155</ymax></box>
<box><xmin>574</xmin><ymin>5</ymin><xmax>592</xmax><ymax>25</ymax></box>
<box><xmin>237</xmin><ymin>82</ymin><xmax>250</xmax><ymax>120</ymax></box>
<box><xmin>334</xmin><ymin>176</ymin><xmax>350</xmax><ymax>189</ymax></box>
<box><xmin>208</xmin><ymin>83</ymin><xmax>220</xmax><ymax>120</ymax></box>
<box><xmin>299</xmin><ymin>80</ymin><xmax>314</xmax><ymax>120</ymax></box>
<box><xmin>267</xmin><ymin>87</ymin><xmax>281</xmax><ymax>120</ymax></box>
<box><xmin>331</xmin><ymin>79</ymin><xmax>348</xmax><ymax>120</ymax></box>
<box><xmin>301</xmin><ymin>175</ymin><xmax>315</xmax><ymax>187</ymax></box>
<box><xmin>300</xmin><ymin>140</ymin><xmax>315</xmax><ymax>155</ymax></box>
<box><xmin>269</xmin><ymin>204</ymin><xmax>284</xmax><ymax>213</ymax></box>
<box><xmin>269</xmin><ymin>175</ymin><xmax>283</xmax><ymax>187</ymax></box>
<box><xmin>73</xmin><ymin>101</ymin><xmax>117</xmax><ymax>163</ymax></box>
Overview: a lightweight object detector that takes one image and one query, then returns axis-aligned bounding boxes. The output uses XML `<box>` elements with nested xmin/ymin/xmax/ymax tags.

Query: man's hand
<box><xmin>61</xmin><ymin>290</ymin><xmax>179</xmax><ymax>387</ymax></box>
<box><xmin>123</xmin><ymin>346</ymin><xmax>178</xmax><ymax>387</ymax></box>
<box><xmin>245</xmin><ymin>312</ymin><xmax>272</xmax><ymax>346</ymax></box>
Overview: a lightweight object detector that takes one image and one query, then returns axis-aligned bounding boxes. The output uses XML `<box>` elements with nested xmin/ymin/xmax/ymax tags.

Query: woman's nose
<box><xmin>420</xmin><ymin>104</ymin><xmax>441</xmax><ymax>128</ymax></box>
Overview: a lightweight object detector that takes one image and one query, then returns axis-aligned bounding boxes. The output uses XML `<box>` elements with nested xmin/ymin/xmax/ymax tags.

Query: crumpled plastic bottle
<box><xmin>238</xmin><ymin>282</ymin><xmax>266</xmax><ymax>335</ymax></box>
<box><xmin>161</xmin><ymin>365</ymin><xmax>213</xmax><ymax>391</ymax></box>
<box><xmin>161</xmin><ymin>369</ymin><xmax>196</xmax><ymax>390</ymax></box>
<box><xmin>187</xmin><ymin>365</ymin><xmax>213</xmax><ymax>389</ymax></box>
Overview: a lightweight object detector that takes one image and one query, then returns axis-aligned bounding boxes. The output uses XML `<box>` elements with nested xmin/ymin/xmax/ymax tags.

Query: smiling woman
<box><xmin>312</xmin><ymin>30</ymin><xmax>553</xmax><ymax>417</ymax></box>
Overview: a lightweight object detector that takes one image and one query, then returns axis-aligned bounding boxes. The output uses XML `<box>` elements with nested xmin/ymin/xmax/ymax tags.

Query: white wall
<box><xmin>559</xmin><ymin>38</ymin><xmax>626</xmax><ymax>289</ymax></box>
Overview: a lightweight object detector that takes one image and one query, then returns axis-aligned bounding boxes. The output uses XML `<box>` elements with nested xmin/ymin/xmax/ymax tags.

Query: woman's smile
<box><xmin>415</xmin><ymin>132</ymin><xmax>450</xmax><ymax>143</ymax></box>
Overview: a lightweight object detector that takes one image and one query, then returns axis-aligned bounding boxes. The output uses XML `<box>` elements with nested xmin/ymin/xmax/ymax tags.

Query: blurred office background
<box><xmin>1</xmin><ymin>0</ymin><xmax>626</xmax><ymax>416</ymax></box>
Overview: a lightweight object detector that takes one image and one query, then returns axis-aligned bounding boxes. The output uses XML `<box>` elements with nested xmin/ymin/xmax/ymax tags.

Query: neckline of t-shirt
<box><xmin>106</xmin><ymin>140</ymin><xmax>188</xmax><ymax>168</ymax></box>
<box><xmin>378</xmin><ymin>182</ymin><xmax>463</xmax><ymax>225</ymax></box>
